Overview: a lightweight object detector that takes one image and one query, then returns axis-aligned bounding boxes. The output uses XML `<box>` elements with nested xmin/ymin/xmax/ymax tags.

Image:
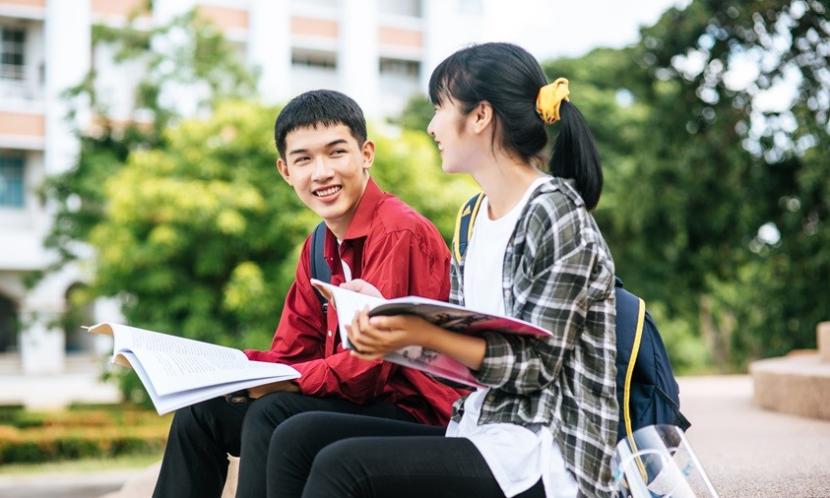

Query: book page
<box><xmin>120</xmin><ymin>352</ymin><xmax>300</xmax><ymax>415</ymax></box>
<box><xmin>90</xmin><ymin>323</ymin><xmax>300</xmax><ymax>396</ymax></box>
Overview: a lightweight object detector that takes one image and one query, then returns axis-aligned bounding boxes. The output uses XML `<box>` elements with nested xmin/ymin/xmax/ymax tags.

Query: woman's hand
<box><xmin>347</xmin><ymin>308</ymin><xmax>434</xmax><ymax>360</ymax></box>
<box><xmin>340</xmin><ymin>279</ymin><xmax>383</xmax><ymax>298</ymax></box>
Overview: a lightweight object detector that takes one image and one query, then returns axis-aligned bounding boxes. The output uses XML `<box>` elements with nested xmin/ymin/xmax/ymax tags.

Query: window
<box><xmin>292</xmin><ymin>0</ymin><xmax>338</xmax><ymax>8</ymax></box>
<box><xmin>290</xmin><ymin>48</ymin><xmax>338</xmax><ymax>95</ymax></box>
<box><xmin>0</xmin><ymin>154</ymin><xmax>25</xmax><ymax>208</ymax></box>
<box><xmin>292</xmin><ymin>49</ymin><xmax>337</xmax><ymax>70</ymax></box>
<box><xmin>379</xmin><ymin>58</ymin><xmax>420</xmax><ymax>79</ymax></box>
<box><xmin>0</xmin><ymin>293</ymin><xmax>17</xmax><ymax>353</ymax></box>
<box><xmin>64</xmin><ymin>284</ymin><xmax>96</xmax><ymax>354</ymax></box>
<box><xmin>457</xmin><ymin>0</ymin><xmax>483</xmax><ymax>15</ymax></box>
<box><xmin>380</xmin><ymin>0</ymin><xmax>422</xmax><ymax>18</ymax></box>
<box><xmin>0</xmin><ymin>27</ymin><xmax>25</xmax><ymax>81</ymax></box>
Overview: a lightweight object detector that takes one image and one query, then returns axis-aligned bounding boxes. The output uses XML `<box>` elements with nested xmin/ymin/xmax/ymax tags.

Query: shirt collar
<box><xmin>341</xmin><ymin>178</ymin><xmax>384</xmax><ymax>241</ymax></box>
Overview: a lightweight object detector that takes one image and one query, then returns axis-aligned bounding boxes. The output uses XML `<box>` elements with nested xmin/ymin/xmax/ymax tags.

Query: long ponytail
<box><xmin>548</xmin><ymin>101</ymin><xmax>603</xmax><ymax>210</ymax></box>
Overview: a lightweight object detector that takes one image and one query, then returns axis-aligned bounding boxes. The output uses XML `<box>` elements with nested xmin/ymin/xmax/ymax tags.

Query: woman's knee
<box><xmin>268</xmin><ymin>411</ymin><xmax>333</xmax><ymax>454</ymax></box>
<box><xmin>307</xmin><ymin>439</ymin><xmax>368</xmax><ymax>492</ymax></box>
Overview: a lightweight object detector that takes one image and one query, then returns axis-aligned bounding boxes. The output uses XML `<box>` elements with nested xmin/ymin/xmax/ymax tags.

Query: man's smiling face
<box><xmin>277</xmin><ymin>123</ymin><xmax>374</xmax><ymax>236</ymax></box>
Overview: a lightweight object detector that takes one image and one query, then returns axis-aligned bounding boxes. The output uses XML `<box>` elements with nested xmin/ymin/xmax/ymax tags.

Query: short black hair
<box><xmin>274</xmin><ymin>89</ymin><xmax>368</xmax><ymax>158</ymax></box>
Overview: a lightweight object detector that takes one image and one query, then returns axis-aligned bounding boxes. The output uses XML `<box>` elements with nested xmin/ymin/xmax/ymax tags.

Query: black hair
<box><xmin>274</xmin><ymin>89</ymin><xmax>368</xmax><ymax>159</ymax></box>
<box><xmin>428</xmin><ymin>42</ymin><xmax>603</xmax><ymax>210</ymax></box>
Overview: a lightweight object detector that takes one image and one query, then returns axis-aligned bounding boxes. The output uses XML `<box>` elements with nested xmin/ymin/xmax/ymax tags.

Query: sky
<box><xmin>484</xmin><ymin>0</ymin><xmax>689</xmax><ymax>61</ymax></box>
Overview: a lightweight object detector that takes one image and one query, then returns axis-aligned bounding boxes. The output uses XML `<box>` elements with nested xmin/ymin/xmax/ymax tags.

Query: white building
<box><xmin>0</xmin><ymin>0</ymin><xmax>488</xmax><ymax>380</ymax></box>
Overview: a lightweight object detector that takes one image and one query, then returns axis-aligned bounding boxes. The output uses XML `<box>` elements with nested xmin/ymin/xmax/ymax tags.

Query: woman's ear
<box><xmin>471</xmin><ymin>101</ymin><xmax>494</xmax><ymax>135</ymax></box>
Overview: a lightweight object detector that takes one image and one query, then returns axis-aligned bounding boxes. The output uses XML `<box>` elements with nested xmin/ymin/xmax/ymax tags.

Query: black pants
<box><xmin>267</xmin><ymin>411</ymin><xmax>546</xmax><ymax>498</ymax></box>
<box><xmin>152</xmin><ymin>393</ymin><xmax>416</xmax><ymax>498</ymax></box>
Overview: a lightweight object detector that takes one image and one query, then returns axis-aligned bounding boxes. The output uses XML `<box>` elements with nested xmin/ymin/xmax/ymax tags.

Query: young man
<box><xmin>152</xmin><ymin>90</ymin><xmax>464</xmax><ymax>498</ymax></box>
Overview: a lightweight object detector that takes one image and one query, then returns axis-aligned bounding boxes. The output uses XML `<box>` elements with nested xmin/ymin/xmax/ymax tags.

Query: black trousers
<box><xmin>267</xmin><ymin>411</ymin><xmax>546</xmax><ymax>498</ymax></box>
<box><xmin>151</xmin><ymin>393</ymin><xmax>416</xmax><ymax>498</ymax></box>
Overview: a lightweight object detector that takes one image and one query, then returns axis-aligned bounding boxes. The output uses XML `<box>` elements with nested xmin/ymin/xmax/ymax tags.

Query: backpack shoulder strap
<box><xmin>452</xmin><ymin>192</ymin><xmax>485</xmax><ymax>263</ymax></box>
<box><xmin>623</xmin><ymin>295</ymin><xmax>647</xmax><ymax>441</ymax></box>
<box><xmin>310</xmin><ymin>221</ymin><xmax>331</xmax><ymax>306</ymax></box>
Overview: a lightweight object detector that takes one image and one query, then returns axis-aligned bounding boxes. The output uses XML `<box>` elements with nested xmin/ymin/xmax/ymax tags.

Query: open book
<box><xmin>311</xmin><ymin>279</ymin><xmax>552</xmax><ymax>387</ymax></box>
<box><xmin>87</xmin><ymin>323</ymin><xmax>300</xmax><ymax>415</ymax></box>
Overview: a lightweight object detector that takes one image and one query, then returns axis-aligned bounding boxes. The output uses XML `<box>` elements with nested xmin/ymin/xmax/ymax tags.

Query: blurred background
<box><xmin>0</xmin><ymin>0</ymin><xmax>827</xmax><ymax>496</ymax></box>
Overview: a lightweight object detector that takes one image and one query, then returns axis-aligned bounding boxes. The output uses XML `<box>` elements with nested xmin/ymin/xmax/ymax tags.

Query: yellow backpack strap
<box><xmin>624</xmin><ymin>297</ymin><xmax>648</xmax><ymax>478</ymax></box>
<box><xmin>452</xmin><ymin>193</ymin><xmax>485</xmax><ymax>263</ymax></box>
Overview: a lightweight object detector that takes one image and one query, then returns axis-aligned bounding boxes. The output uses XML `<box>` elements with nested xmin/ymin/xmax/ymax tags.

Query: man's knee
<box><xmin>170</xmin><ymin>397</ymin><xmax>223</xmax><ymax>437</ymax></box>
<box><xmin>241</xmin><ymin>392</ymin><xmax>312</xmax><ymax>443</ymax></box>
<box><xmin>247</xmin><ymin>392</ymin><xmax>310</xmax><ymax>422</ymax></box>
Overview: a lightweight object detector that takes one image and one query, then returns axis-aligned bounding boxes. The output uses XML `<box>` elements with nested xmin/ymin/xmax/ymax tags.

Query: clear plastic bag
<box><xmin>612</xmin><ymin>425</ymin><xmax>719</xmax><ymax>498</ymax></box>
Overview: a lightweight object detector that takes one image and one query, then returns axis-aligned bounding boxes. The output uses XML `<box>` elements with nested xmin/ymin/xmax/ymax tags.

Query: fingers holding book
<box><xmin>347</xmin><ymin>307</ymin><xmax>433</xmax><ymax>360</ymax></box>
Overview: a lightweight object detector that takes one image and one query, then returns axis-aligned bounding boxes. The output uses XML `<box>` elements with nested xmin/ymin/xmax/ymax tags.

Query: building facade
<box><xmin>0</xmin><ymin>0</ymin><xmax>486</xmax><ymax>376</ymax></box>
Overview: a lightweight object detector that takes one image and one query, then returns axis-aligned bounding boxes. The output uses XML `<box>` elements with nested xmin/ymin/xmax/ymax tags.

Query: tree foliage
<box><xmin>544</xmin><ymin>0</ymin><xmax>829</xmax><ymax>370</ymax></box>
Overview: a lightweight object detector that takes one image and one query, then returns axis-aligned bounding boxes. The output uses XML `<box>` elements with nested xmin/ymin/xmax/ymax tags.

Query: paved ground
<box><xmin>679</xmin><ymin>376</ymin><xmax>830</xmax><ymax>497</ymax></box>
<box><xmin>0</xmin><ymin>375</ymin><xmax>828</xmax><ymax>497</ymax></box>
<box><xmin>0</xmin><ymin>471</ymin><xmax>133</xmax><ymax>498</ymax></box>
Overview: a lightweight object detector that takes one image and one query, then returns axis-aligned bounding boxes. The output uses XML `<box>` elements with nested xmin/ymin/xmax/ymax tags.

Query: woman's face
<box><xmin>427</xmin><ymin>98</ymin><xmax>481</xmax><ymax>174</ymax></box>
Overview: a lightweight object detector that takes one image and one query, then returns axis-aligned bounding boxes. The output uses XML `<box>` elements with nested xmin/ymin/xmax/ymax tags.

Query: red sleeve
<box><xmin>245</xmin><ymin>237</ymin><xmax>323</xmax><ymax>364</ymax></box>
<box><xmin>362</xmin><ymin>229</ymin><xmax>451</xmax><ymax>303</ymax></box>
<box><xmin>288</xmin><ymin>354</ymin><xmax>392</xmax><ymax>403</ymax></box>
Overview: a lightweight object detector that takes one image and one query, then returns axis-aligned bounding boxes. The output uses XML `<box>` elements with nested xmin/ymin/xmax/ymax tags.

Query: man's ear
<box><xmin>276</xmin><ymin>158</ymin><xmax>291</xmax><ymax>185</ymax></box>
<box><xmin>361</xmin><ymin>140</ymin><xmax>376</xmax><ymax>172</ymax></box>
<box><xmin>471</xmin><ymin>101</ymin><xmax>494</xmax><ymax>135</ymax></box>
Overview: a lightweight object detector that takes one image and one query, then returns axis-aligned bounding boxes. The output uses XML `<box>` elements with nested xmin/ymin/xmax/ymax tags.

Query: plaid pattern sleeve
<box><xmin>453</xmin><ymin>178</ymin><xmax>619</xmax><ymax>498</ymax></box>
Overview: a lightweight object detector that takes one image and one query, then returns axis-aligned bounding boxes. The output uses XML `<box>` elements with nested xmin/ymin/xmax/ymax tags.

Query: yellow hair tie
<box><xmin>536</xmin><ymin>77</ymin><xmax>570</xmax><ymax>124</ymax></box>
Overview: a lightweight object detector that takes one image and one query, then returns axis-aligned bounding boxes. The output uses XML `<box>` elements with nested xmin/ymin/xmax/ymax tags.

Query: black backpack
<box><xmin>452</xmin><ymin>193</ymin><xmax>690</xmax><ymax>441</ymax></box>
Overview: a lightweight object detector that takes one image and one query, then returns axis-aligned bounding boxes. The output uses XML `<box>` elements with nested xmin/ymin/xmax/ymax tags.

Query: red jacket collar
<box><xmin>341</xmin><ymin>178</ymin><xmax>384</xmax><ymax>241</ymax></box>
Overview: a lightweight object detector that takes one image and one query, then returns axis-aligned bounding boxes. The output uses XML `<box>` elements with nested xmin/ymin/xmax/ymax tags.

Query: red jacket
<box><xmin>246</xmin><ymin>179</ymin><xmax>465</xmax><ymax>426</ymax></box>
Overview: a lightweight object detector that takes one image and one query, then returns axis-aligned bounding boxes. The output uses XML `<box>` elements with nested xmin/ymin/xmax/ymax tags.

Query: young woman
<box><xmin>260</xmin><ymin>42</ymin><xmax>618</xmax><ymax>498</ymax></box>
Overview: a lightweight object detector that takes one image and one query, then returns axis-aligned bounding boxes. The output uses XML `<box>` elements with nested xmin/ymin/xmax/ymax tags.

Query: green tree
<box><xmin>633</xmin><ymin>0</ymin><xmax>830</xmax><ymax>365</ymax></box>
<box><xmin>390</xmin><ymin>94</ymin><xmax>434</xmax><ymax>133</ymax></box>
<box><xmin>545</xmin><ymin>0</ymin><xmax>829</xmax><ymax>370</ymax></box>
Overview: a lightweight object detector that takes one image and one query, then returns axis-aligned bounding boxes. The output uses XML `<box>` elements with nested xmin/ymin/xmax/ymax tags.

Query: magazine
<box><xmin>310</xmin><ymin>279</ymin><xmax>551</xmax><ymax>387</ymax></box>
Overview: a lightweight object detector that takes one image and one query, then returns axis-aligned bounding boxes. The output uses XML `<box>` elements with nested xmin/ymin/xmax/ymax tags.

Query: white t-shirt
<box><xmin>447</xmin><ymin>176</ymin><xmax>578</xmax><ymax>498</ymax></box>
<box><xmin>336</xmin><ymin>240</ymin><xmax>353</xmax><ymax>282</ymax></box>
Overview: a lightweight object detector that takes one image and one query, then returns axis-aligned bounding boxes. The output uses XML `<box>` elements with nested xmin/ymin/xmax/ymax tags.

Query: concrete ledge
<box><xmin>751</xmin><ymin>353</ymin><xmax>830</xmax><ymax>420</ymax></box>
<box><xmin>818</xmin><ymin>322</ymin><xmax>830</xmax><ymax>362</ymax></box>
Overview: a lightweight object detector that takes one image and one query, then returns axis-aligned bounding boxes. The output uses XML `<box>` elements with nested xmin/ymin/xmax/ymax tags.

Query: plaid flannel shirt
<box><xmin>450</xmin><ymin>178</ymin><xmax>618</xmax><ymax>497</ymax></box>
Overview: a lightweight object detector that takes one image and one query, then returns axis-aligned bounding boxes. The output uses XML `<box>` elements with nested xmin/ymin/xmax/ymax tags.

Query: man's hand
<box><xmin>247</xmin><ymin>380</ymin><xmax>300</xmax><ymax>399</ymax></box>
<box><xmin>340</xmin><ymin>279</ymin><xmax>383</xmax><ymax>298</ymax></box>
